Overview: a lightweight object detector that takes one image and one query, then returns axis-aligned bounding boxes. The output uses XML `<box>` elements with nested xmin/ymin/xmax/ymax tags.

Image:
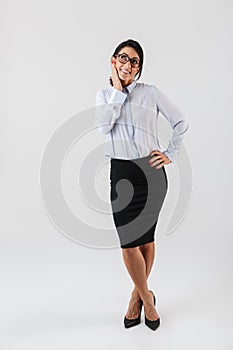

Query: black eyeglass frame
<box><xmin>114</xmin><ymin>53</ymin><xmax>140</xmax><ymax>68</ymax></box>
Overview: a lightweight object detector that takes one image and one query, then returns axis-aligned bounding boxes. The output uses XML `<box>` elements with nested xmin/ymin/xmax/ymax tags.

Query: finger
<box><xmin>155</xmin><ymin>160</ymin><xmax>164</xmax><ymax>167</ymax></box>
<box><xmin>149</xmin><ymin>155</ymin><xmax>162</xmax><ymax>164</ymax></box>
<box><xmin>150</xmin><ymin>159</ymin><xmax>164</xmax><ymax>167</ymax></box>
<box><xmin>155</xmin><ymin>159</ymin><xmax>165</xmax><ymax>168</ymax></box>
<box><xmin>150</xmin><ymin>151</ymin><xmax>162</xmax><ymax>157</ymax></box>
<box><xmin>112</xmin><ymin>66</ymin><xmax>118</xmax><ymax>75</ymax></box>
<box><xmin>150</xmin><ymin>150</ymin><xmax>161</xmax><ymax>154</ymax></box>
<box><xmin>156</xmin><ymin>163</ymin><xmax>164</xmax><ymax>169</ymax></box>
<box><xmin>150</xmin><ymin>152</ymin><xmax>162</xmax><ymax>158</ymax></box>
<box><xmin>149</xmin><ymin>157</ymin><xmax>158</xmax><ymax>164</ymax></box>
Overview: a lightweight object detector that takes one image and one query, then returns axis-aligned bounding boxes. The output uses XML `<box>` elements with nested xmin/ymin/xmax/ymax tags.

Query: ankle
<box><xmin>141</xmin><ymin>290</ymin><xmax>152</xmax><ymax>303</ymax></box>
<box><xmin>131</xmin><ymin>289</ymin><xmax>140</xmax><ymax>301</ymax></box>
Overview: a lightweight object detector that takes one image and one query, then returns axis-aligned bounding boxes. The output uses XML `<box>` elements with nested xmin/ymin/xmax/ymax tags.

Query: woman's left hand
<box><xmin>148</xmin><ymin>150</ymin><xmax>171</xmax><ymax>169</ymax></box>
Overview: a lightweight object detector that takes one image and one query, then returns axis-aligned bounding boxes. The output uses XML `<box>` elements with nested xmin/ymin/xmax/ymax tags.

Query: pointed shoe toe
<box><xmin>145</xmin><ymin>290</ymin><xmax>159</xmax><ymax>331</ymax></box>
<box><xmin>145</xmin><ymin>316</ymin><xmax>160</xmax><ymax>331</ymax></box>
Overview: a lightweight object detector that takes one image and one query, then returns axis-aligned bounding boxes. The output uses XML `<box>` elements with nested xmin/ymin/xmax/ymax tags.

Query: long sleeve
<box><xmin>154</xmin><ymin>86</ymin><xmax>189</xmax><ymax>163</ymax></box>
<box><xmin>95</xmin><ymin>88</ymin><xmax>127</xmax><ymax>135</ymax></box>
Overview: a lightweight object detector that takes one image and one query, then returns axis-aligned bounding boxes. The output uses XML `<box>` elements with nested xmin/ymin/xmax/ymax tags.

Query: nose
<box><xmin>123</xmin><ymin>60</ymin><xmax>132</xmax><ymax>69</ymax></box>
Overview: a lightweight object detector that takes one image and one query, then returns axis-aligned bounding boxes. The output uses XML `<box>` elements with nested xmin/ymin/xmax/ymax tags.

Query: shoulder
<box><xmin>135</xmin><ymin>81</ymin><xmax>158</xmax><ymax>92</ymax></box>
<box><xmin>134</xmin><ymin>82</ymin><xmax>160</xmax><ymax>101</ymax></box>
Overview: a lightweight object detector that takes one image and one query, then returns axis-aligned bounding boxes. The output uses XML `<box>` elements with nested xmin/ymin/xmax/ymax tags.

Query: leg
<box><xmin>122</xmin><ymin>243</ymin><xmax>159</xmax><ymax>320</ymax></box>
<box><xmin>132</xmin><ymin>241</ymin><xmax>155</xmax><ymax>300</ymax></box>
<box><xmin>124</xmin><ymin>242</ymin><xmax>155</xmax><ymax>318</ymax></box>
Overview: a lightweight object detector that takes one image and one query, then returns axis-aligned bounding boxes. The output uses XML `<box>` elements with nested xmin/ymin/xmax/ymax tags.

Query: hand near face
<box><xmin>111</xmin><ymin>58</ymin><xmax>123</xmax><ymax>91</ymax></box>
<box><xmin>148</xmin><ymin>150</ymin><xmax>171</xmax><ymax>169</ymax></box>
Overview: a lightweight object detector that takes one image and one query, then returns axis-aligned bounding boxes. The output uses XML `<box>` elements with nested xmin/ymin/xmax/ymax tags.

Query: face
<box><xmin>112</xmin><ymin>46</ymin><xmax>140</xmax><ymax>86</ymax></box>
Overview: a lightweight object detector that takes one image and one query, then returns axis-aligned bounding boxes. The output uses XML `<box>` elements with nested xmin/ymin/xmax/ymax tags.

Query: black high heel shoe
<box><xmin>145</xmin><ymin>290</ymin><xmax>160</xmax><ymax>331</ymax></box>
<box><xmin>150</xmin><ymin>290</ymin><xmax>156</xmax><ymax>306</ymax></box>
<box><xmin>124</xmin><ymin>299</ymin><xmax>143</xmax><ymax>328</ymax></box>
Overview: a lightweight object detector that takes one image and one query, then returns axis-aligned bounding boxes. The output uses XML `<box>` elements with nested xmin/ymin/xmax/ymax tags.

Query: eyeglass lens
<box><xmin>117</xmin><ymin>53</ymin><xmax>140</xmax><ymax>67</ymax></box>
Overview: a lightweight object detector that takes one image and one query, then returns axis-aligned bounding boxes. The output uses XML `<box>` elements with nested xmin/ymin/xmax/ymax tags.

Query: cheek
<box><xmin>118</xmin><ymin>64</ymin><xmax>124</xmax><ymax>70</ymax></box>
<box><xmin>117</xmin><ymin>66</ymin><xmax>125</xmax><ymax>74</ymax></box>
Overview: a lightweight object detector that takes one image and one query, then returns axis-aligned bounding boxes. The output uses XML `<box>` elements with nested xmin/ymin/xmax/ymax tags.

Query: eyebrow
<box><xmin>121</xmin><ymin>52</ymin><xmax>140</xmax><ymax>60</ymax></box>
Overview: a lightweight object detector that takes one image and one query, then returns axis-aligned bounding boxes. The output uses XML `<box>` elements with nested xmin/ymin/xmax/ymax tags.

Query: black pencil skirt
<box><xmin>110</xmin><ymin>154</ymin><xmax>168</xmax><ymax>249</ymax></box>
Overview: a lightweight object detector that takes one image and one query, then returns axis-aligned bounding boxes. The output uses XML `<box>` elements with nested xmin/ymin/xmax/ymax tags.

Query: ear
<box><xmin>111</xmin><ymin>56</ymin><xmax>116</xmax><ymax>64</ymax></box>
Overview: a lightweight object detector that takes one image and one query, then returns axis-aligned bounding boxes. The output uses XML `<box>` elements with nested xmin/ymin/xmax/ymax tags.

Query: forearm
<box><xmin>95</xmin><ymin>88</ymin><xmax>127</xmax><ymax>134</ymax></box>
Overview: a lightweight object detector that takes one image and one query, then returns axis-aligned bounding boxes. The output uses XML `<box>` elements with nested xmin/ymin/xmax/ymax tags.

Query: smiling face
<box><xmin>112</xmin><ymin>46</ymin><xmax>140</xmax><ymax>86</ymax></box>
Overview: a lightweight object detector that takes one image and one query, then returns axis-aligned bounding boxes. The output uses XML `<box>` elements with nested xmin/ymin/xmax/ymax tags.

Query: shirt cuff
<box><xmin>108</xmin><ymin>88</ymin><xmax>127</xmax><ymax>104</ymax></box>
<box><xmin>162</xmin><ymin>150</ymin><xmax>174</xmax><ymax>163</ymax></box>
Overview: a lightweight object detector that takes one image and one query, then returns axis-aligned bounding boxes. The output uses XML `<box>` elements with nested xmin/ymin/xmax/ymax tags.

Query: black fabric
<box><xmin>110</xmin><ymin>155</ymin><xmax>168</xmax><ymax>248</ymax></box>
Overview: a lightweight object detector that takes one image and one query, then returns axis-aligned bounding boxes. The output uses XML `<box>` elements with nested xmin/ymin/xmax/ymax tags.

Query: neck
<box><xmin>121</xmin><ymin>79</ymin><xmax>133</xmax><ymax>87</ymax></box>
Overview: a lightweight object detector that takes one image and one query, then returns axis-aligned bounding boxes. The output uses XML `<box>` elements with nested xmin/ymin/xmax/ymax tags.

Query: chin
<box><xmin>119</xmin><ymin>74</ymin><xmax>128</xmax><ymax>81</ymax></box>
<box><xmin>119</xmin><ymin>75</ymin><xmax>131</xmax><ymax>83</ymax></box>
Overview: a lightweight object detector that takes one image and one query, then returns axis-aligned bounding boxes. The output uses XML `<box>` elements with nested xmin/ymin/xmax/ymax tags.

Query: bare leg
<box><xmin>124</xmin><ymin>242</ymin><xmax>155</xmax><ymax>318</ymax></box>
<box><xmin>122</xmin><ymin>242</ymin><xmax>159</xmax><ymax>321</ymax></box>
<box><xmin>131</xmin><ymin>241</ymin><xmax>155</xmax><ymax>300</ymax></box>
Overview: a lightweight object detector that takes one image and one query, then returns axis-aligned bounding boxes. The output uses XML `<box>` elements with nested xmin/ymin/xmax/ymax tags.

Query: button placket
<box><xmin>123</xmin><ymin>87</ymin><xmax>139</xmax><ymax>158</ymax></box>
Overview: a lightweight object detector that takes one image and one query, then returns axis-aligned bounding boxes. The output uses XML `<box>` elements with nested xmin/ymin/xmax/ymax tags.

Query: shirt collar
<box><xmin>111</xmin><ymin>79</ymin><xmax>137</xmax><ymax>94</ymax></box>
<box><xmin>125</xmin><ymin>79</ymin><xmax>137</xmax><ymax>94</ymax></box>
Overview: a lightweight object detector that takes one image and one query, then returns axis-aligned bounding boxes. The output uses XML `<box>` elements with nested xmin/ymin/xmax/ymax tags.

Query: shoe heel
<box><xmin>149</xmin><ymin>290</ymin><xmax>156</xmax><ymax>306</ymax></box>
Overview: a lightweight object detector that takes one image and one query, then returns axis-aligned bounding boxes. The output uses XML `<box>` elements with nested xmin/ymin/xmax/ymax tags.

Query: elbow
<box><xmin>174</xmin><ymin>120</ymin><xmax>189</xmax><ymax>135</ymax></box>
<box><xmin>182</xmin><ymin>121</ymin><xmax>189</xmax><ymax>134</ymax></box>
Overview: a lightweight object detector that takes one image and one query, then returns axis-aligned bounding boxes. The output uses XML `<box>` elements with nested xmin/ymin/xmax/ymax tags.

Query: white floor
<box><xmin>1</xmin><ymin>214</ymin><xmax>233</xmax><ymax>350</ymax></box>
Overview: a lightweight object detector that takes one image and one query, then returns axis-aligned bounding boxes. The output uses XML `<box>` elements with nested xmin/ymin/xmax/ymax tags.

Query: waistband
<box><xmin>110</xmin><ymin>154</ymin><xmax>152</xmax><ymax>163</ymax></box>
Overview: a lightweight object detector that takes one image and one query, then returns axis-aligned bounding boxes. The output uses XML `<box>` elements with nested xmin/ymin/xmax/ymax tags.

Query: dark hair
<box><xmin>109</xmin><ymin>39</ymin><xmax>144</xmax><ymax>86</ymax></box>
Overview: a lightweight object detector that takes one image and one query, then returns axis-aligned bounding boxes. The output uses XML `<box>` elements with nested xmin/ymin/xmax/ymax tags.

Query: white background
<box><xmin>1</xmin><ymin>0</ymin><xmax>233</xmax><ymax>349</ymax></box>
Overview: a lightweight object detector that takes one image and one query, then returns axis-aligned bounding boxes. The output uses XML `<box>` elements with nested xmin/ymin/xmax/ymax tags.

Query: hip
<box><xmin>110</xmin><ymin>154</ymin><xmax>168</xmax><ymax>186</ymax></box>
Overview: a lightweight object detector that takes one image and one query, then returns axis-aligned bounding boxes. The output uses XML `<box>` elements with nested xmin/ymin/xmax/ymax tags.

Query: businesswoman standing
<box><xmin>95</xmin><ymin>39</ymin><xmax>189</xmax><ymax>331</ymax></box>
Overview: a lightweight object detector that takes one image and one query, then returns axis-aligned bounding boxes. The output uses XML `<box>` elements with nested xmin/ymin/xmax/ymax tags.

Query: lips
<box><xmin>120</xmin><ymin>69</ymin><xmax>131</xmax><ymax>74</ymax></box>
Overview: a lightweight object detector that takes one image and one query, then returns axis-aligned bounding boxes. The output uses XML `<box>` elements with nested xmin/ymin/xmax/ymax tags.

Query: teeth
<box><xmin>122</xmin><ymin>70</ymin><xmax>130</xmax><ymax>74</ymax></box>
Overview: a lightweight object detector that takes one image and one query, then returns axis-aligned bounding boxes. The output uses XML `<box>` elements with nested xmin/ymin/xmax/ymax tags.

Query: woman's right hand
<box><xmin>111</xmin><ymin>58</ymin><xmax>123</xmax><ymax>91</ymax></box>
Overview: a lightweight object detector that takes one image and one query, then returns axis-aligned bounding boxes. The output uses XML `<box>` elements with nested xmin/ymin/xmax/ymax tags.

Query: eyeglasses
<box><xmin>115</xmin><ymin>53</ymin><xmax>140</xmax><ymax>68</ymax></box>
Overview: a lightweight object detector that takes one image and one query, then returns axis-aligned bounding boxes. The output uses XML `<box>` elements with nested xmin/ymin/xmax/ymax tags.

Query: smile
<box><xmin>120</xmin><ymin>69</ymin><xmax>131</xmax><ymax>74</ymax></box>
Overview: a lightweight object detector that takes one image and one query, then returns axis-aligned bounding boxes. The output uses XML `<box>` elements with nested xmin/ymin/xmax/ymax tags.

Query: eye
<box><xmin>132</xmin><ymin>59</ymin><xmax>139</xmax><ymax>66</ymax></box>
<box><xmin>120</xmin><ymin>54</ymin><xmax>128</xmax><ymax>62</ymax></box>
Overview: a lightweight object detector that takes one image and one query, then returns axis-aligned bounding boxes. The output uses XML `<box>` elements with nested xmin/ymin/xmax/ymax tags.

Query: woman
<box><xmin>95</xmin><ymin>39</ymin><xmax>189</xmax><ymax>331</ymax></box>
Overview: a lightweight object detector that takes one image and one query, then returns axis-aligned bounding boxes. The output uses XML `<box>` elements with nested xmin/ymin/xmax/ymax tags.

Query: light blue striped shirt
<box><xmin>95</xmin><ymin>79</ymin><xmax>189</xmax><ymax>162</ymax></box>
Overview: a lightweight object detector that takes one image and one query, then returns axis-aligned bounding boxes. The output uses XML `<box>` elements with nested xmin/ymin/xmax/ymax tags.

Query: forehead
<box><xmin>118</xmin><ymin>46</ymin><xmax>139</xmax><ymax>59</ymax></box>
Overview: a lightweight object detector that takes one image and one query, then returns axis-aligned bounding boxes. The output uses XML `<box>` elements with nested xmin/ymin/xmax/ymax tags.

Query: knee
<box><xmin>146</xmin><ymin>241</ymin><xmax>155</xmax><ymax>248</ymax></box>
<box><xmin>139</xmin><ymin>241</ymin><xmax>154</xmax><ymax>252</ymax></box>
<box><xmin>122</xmin><ymin>246</ymin><xmax>139</xmax><ymax>258</ymax></box>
